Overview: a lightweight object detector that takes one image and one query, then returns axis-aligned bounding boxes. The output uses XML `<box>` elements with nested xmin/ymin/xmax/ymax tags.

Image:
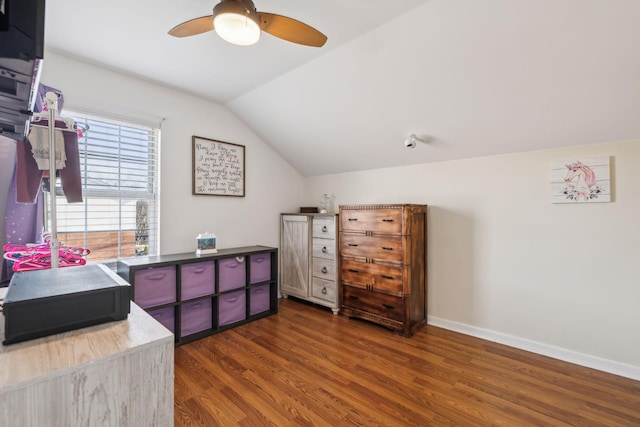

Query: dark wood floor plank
<box><xmin>175</xmin><ymin>298</ymin><xmax>640</xmax><ymax>426</ymax></box>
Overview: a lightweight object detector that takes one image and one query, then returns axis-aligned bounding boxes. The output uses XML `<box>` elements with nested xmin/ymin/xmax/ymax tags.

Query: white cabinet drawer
<box><xmin>312</xmin><ymin>239</ymin><xmax>336</xmax><ymax>260</ymax></box>
<box><xmin>312</xmin><ymin>218</ymin><xmax>335</xmax><ymax>239</ymax></box>
<box><xmin>312</xmin><ymin>258</ymin><xmax>335</xmax><ymax>279</ymax></box>
<box><xmin>312</xmin><ymin>278</ymin><xmax>336</xmax><ymax>303</ymax></box>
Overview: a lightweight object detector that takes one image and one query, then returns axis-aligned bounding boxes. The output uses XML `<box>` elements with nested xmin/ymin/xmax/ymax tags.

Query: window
<box><xmin>47</xmin><ymin>112</ymin><xmax>160</xmax><ymax>262</ymax></box>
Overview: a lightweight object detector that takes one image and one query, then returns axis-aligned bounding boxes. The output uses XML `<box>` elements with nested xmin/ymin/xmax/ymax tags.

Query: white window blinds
<box><xmin>48</xmin><ymin>111</ymin><xmax>160</xmax><ymax>262</ymax></box>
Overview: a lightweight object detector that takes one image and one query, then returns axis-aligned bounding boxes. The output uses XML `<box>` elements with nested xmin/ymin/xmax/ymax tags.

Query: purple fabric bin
<box><xmin>180</xmin><ymin>298</ymin><xmax>213</xmax><ymax>337</ymax></box>
<box><xmin>249</xmin><ymin>253</ymin><xmax>271</xmax><ymax>284</ymax></box>
<box><xmin>181</xmin><ymin>261</ymin><xmax>215</xmax><ymax>301</ymax></box>
<box><xmin>134</xmin><ymin>266</ymin><xmax>177</xmax><ymax>308</ymax></box>
<box><xmin>250</xmin><ymin>284</ymin><xmax>270</xmax><ymax>316</ymax></box>
<box><xmin>148</xmin><ymin>306</ymin><xmax>175</xmax><ymax>333</ymax></box>
<box><xmin>218</xmin><ymin>257</ymin><xmax>246</xmax><ymax>292</ymax></box>
<box><xmin>218</xmin><ymin>290</ymin><xmax>246</xmax><ymax>326</ymax></box>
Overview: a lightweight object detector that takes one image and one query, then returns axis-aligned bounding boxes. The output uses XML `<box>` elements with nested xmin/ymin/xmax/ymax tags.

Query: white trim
<box><xmin>63</xmin><ymin>99</ymin><xmax>164</xmax><ymax>128</ymax></box>
<box><xmin>427</xmin><ymin>315</ymin><xmax>640</xmax><ymax>381</ymax></box>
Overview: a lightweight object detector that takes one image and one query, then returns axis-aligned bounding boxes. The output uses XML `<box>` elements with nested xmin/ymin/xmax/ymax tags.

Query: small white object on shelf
<box><xmin>196</xmin><ymin>232</ymin><xmax>217</xmax><ymax>256</ymax></box>
<box><xmin>319</xmin><ymin>193</ymin><xmax>330</xmax><ymax>213</ymax></box>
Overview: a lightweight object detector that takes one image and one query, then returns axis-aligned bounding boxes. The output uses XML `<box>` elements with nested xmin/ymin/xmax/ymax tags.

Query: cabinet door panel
<box><xmin>340</xmin><ymin>209</ymin><xmax>402</xmax><ymax>234</ymax></box>
<box><xmin>341</xmin><ymin>258</ymin><xmax>404</xmax><ymax>294</ymax></box>
<box><xmin>340</xmin><ymin>234</ymin><xmax>404</xmax><ymax>263</ymax></box>
<box><xmin>280</xmin><ymin>216</ymin><xmax>309</xmax><ymax>297</ymax></box>
<box><xmin>342</xmin><ymin>285</ymin><xmax>404</xmax><ymax>322</ymax></box>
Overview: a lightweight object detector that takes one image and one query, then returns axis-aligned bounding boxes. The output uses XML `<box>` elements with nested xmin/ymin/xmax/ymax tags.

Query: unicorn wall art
<box><xmin>550</xmin><ymin>157</ymin><xmax>611</xmax><ymax>203</ymax></box>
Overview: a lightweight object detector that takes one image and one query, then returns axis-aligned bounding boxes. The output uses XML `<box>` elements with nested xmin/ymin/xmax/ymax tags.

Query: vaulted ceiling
<box><xmin>45</xmin><ymin>0</ymin><xmax>640</xmax><ymax>176</ymax></box>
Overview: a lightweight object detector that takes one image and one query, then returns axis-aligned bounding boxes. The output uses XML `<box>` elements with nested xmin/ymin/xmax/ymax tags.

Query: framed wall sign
<box><xmin>192</xmin><ymin>136</ymin><xmax>245</xmax><ymax>197</ymax></box>
<box><xmin>550</xmin><ymin>157</ymin><xmax>611</xmax><ymax>203</ymax></box>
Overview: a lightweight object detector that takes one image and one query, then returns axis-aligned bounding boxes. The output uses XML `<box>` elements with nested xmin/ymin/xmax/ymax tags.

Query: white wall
<box><xmin>39</xmin><ymin>51</ymin><xmax>304</xmax><ymax>253</ymax></box>
<box><xmin>305</xmin><ymin>139</ymin><xmax>640</xmax><ymax>379</ymax></box>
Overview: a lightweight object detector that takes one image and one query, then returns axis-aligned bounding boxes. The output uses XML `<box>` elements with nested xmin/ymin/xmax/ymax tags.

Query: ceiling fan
<box><xmin>168</xmin><ymin>0</ymin><xmax>327</xmax><ymax>47</ymax></box>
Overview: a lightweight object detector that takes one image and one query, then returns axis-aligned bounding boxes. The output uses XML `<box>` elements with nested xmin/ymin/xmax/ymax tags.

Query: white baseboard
<box><xmin>427</xmin><ymin>315</ymin><xmax>640</xmax><ymax>382</ymax></box>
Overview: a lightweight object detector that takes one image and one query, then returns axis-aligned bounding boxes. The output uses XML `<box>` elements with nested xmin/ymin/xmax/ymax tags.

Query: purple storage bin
<box><xmin>181</xmin><ymin>261</ymin><xmax>215</xmax><ymax>300</ymax></box>
<box><xmin>180</xmin><ymin>298</ymin><xmax>212</xmax><ymax>337</ymax></box>
<box><xmin>147</xmin><ymin>306</ymin><xmax>175</xmax><ymax>333</ymax></box>
<box><xmin>218</xmin><ymin>257</ymin><xmax>246</xmax><ymax>292</ymax></box>
<box><xmin>249</xmin><ymin>253</ymin><xmax>271</xmax><ymax>284</ymax></box>
<box><xmin>134</xmin><ymin>266</ymin><xmax>176</xmax><ymax>308</ymax></box>
<box><xmin>250</xmin><ymin>284</ymin><xmax>270</xmax><ymax>316</ymax></box>
<box><xmin>218</xmin><ymin>290</ymin><xmax>246</xmax><ymax>326</ymax></box>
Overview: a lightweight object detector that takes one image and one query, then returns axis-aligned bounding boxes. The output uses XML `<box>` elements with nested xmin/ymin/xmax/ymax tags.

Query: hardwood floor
<box><xmin>174</xmin><ymin>298</ymin><xmax>640</xmax><ymax>426</ymax></box>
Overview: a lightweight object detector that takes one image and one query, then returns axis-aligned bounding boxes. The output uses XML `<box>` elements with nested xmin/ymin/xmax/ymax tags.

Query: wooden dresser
<box><xmin>280</xmin><ymin>213</ymin><xmax>339</xmax><ymax>314</ymax></box>
<box><xmin>339</xmin><ymin>204</ymin><xmax>428</xmax><ymax>336</ymax></box>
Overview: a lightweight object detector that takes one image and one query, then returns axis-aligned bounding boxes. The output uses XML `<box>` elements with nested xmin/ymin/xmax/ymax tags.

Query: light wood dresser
<box><xmin>0</xmin><ymin>302</ymin><xmax>174</xmax><ymax>426</ymax></box>
<box><xmin>280</xmin><ymin>213</ymin><xmax>339</xmax><ymax>314</ymax></box>
<box><xmin>339</xmin><ymin>204</ymin><xmax>428</xmax><ymax>336</ymax></box>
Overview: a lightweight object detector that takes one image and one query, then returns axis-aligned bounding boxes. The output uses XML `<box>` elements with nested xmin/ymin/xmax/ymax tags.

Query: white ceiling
<box><xmin>45</xmin><ymin>0</ymin><xmax>640</xmax><ymax>177</ymax></box>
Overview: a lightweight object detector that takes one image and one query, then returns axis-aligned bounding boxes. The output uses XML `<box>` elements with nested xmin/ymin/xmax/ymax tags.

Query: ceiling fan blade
<box><xmin>168</xmin><ymin>15</ymin><xmax>215</xmax><ymax>38</ymax></box>
<box><xmin>259</xmin><ymin>12</ymin><xmax>327</xmax><ymax>47</ymax></box>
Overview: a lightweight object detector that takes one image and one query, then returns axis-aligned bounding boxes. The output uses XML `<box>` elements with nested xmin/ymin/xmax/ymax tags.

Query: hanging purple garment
<box><xmin>2</xmin><ymin>83</ymin><xmax>66</xmax><ymax>282</ymax></box>
<box><xmin>34</xmin><ymin>84</ymin><xmax>65</xmax><ymax>115</ymax></box>
<box><xmin>16</xmin><ymin>120</ymin><xmax>82</xmax><ymax>203</ymax></box>
<box><xmin>2</xmin><ymin>158</ymin><xmax>44</xmax><ymax>282</ymax></box>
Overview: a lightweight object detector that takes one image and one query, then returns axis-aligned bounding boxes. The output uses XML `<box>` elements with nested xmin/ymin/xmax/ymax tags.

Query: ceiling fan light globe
<box><xmin>214</xmin><ymin>12</ymin><xmax>261</xmax><ymax>46</ymax></box>
<box><xmin>212</xmin><ymin>0</ymin><xmax>261</xmax><ymax>46</ymax></box>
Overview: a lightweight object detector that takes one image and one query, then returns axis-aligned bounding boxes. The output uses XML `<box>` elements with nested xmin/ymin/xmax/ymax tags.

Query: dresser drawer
<box><xmin>312</xmin><ymin>257</ymin><xmax>335</xmax><ymax>279</ymax></box>
<box><xmin>134</xmin><ymin>266</ymin><xmax>177</xmax><ymax>308</ymax></box>
<box><xmin>312</xmin><ymin>218</ymin><xmax>336</xmax><ymax>239</ymax></box>
<box><xmin>341</xmin><ymin>258</ymin><xmax>404</xmax><ymax>294</ymax></box>
<box><xmin>147</xmin><ymin>306</ymin><xmax>175</xmax><ymax>334</ymax></box>
<box><xmin>180</xmin><ymin>261</ymin><xmax>215</xmax><ymax>300</ymax></box>
<box><xmin>342</xmin><ymin>285</ymin><xmax>404</xmax><ymax>322</ymax></box>
<box><xmin>249</xmin><ymin>284</ymin><xmax>271</xmax><ymax>316</ymax></box>
<box><xmin>312</xmin><ymin>239</ymin><xmax>337</xmax><ymax>260</ymax></box>
<box><xmin>340</xmin><ymin>208</ymin><xmax>402</xmax><ymax>234</ymax></box>
<box><xmin>249</xmin><ymin>253</ymin><xmax>271</xmax><ymax>284</ymax></box>
<box><xmin>340</xmin><ymin>234</ymin><xmax>404</xmax><ymax>263</ymax></box>
<box><xmin>180</xmin><ymin>298</ymin><xmax>212</xmax><ymax>337</ymax></box>
<box><xmin>312</xmin><ymin>277</ymin><xmax>336</xmax><ymax>303</ymax></box>
<box><xmin>218</xmin><ymin>290</ymin><xmax>247</xmax><ymax>326</ymax></box>
<box><xmin>218</xmin><ymin>257</ymin><xmax>247</xmax><ymax>292</ymax></box>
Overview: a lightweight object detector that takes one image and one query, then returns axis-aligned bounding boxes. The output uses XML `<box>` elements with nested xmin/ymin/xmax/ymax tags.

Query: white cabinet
<box><xmin>280</xmin><ymin>213</ymin><xmax>339</xmax><ymax>314</ymax></box>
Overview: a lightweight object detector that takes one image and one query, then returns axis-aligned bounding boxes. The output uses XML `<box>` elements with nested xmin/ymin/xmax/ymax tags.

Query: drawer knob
<box><xmin>322</xmin><ymin>246</ymin><xmax>328</xmax><ymax>253</ymax></box>
<box><xmin>348</xmin><ymin>269</ymin><xmax>359</xmax><ymax>273</ymax></box>
<box><xmin>382</xmin><ymin>275</ymin><xmax>394</xmax><ymax>280</ymax></box>
<box><xmin>322</xmin><ymin>225</ymin><xmax>328</xmax><ymax>232</ymax></box>
<box><xmin>348</xmin><ymin>244</ymin><xmax>358</xmax><ymax>247</ymax></box>
<box><xmin>382</xmin><ymin>247</ymin><xmax>393</xmax><ymax>251</ymax></box>
<box><xmin>321</xmin><ymin>266</ymin><xmax>328</xmax><ymax>274</ymax></box>
<box><xmin>348</xmin><ymin>218</ymin><xmax>358</xmax><ymax>222</ymax></box>
<box><xmin>382</xmin><ymin>303</ymin><xmax>395</xmax><ymax>310</ymax></box>
<box><xmin>321</xmin><ymin>287</ymin><xmax>327</xmax><ymax>295</ymax></box>
<box><xmin>382</xmin><ymin>219</ymin><xmax>394</xmax><ymax>223</ymax></box>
